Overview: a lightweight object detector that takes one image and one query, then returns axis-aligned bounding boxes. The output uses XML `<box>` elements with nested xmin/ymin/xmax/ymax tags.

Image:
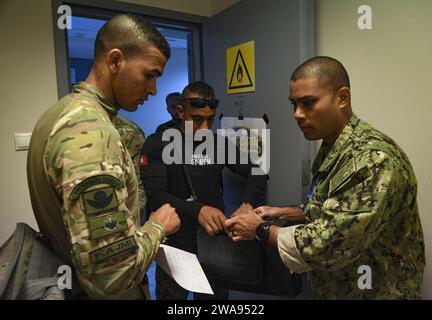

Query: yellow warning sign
<box><xmin>226</xmin><ymin>41</ymin><xmax>255</xmax><ymax>94</ymax></box>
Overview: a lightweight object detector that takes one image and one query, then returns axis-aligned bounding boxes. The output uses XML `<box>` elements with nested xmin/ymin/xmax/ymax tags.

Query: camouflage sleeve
<box><xmin>133</xmin><ymin>151</ymin><xmax>147</xmax><ymax>216</ymax></box>
<box><xmin>280</xmin><ymin>150</ymin><xmax>405</xmax><ymax>272</ymax></box>
<box><xmin>46</xmin><ymin>108</ymin><xmax>164</xmax><ymax>299</ymax></box>
<box><xmin>113</xmin><ymin>116</ymin><xmax>147</xmax><ymax>216</ymax></box>
<box><xmin>124</xmin><ymin>125</ymin><xmax>147</xmax><ymax>214</ymax></box>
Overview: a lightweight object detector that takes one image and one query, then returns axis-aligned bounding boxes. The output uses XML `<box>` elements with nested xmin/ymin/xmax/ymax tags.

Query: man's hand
<box><xmin>254</xmin><ymin>206</ymin><xmax>284</xmax><ymax>219</ymax></box>
<box><xmin>198</xmin><ymin>206</ymin><xmax>227</xmax><ymax>236</ymax></box>
<box><xmin>231</xmin><ymin>202</ymin><xmax>254</xmax><ymax>217</ymax></box>
<box><xmin>149</xmin><ymin>203</ymin><xmax>181</xmax><ymax>235</ymax></box>
<box><xmin>255</xmin><ymin>205</ymin><xmax>306</xmax><ymax>223</ymax></box>
<box><xmin>225</xmin><ymin>211</ymin><xmax>264</xmax><ymax>241</ymax></box>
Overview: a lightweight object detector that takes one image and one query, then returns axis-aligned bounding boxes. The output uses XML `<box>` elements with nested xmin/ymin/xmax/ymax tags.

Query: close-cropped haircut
<box><xmin>291</xmin><ymin>56</ymin><xmax>350</xmax><ymax>93</ymax></box>
<box><xmin>181</xmin><ymin>81</ymin><xmax>215</xmax><ymax>99</ymax></box>
<box><xmin>93</xmin><ymin>14</ymin><xmax>171</xmax><ymax>60</ymax></box>
<box><xmin>165</xmin><ymin>92</ymin><xmax>181</xmax><ymax>105</ymax></box>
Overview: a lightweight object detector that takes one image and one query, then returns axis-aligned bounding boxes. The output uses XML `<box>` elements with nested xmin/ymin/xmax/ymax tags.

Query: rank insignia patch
<box><xmin>329</xmin><ymin>158</ymin><xmax>356</xmax><ymax>195</ymax></box>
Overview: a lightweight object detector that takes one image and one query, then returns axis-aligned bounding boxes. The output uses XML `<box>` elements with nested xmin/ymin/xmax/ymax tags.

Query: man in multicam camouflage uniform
<box><xmin>225</xmin><ymin>56</ymin><xmax>425</xmax><ymax>299</ymax></box>
<box><xmin>112</xmin><ymin>115</ymin><xmax>147</xmax><ymax>222</ymax></box>
<box><xmin>27</xmin><ymin>14</ymin><xmax>180</xmax><ymax>300</ymax></box>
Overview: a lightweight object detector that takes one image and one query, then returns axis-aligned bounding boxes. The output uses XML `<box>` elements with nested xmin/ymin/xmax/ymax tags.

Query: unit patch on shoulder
<box><xmin>89</xmin><ymin>236</ymin><xmax>137</xmax><ymax>264</ymax></box>
<box><xmin>82</xmin><ymin>186</ymin><xmax>119</xmax><ymax>215</ymax></box>
<box><xmin>87</xmin><ymin>211</ymin><xmax>128</xmax><ymax>240</ymax></box>
<box><xmin>69</xmin><ymin>174</ymin><xmax>124</xmax><ymax>200</ymax></box>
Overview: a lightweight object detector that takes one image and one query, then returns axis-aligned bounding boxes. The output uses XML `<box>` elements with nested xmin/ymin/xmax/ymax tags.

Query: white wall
<box><xmin>315</xmin><ymin>0</ymin><xmax>432</xmax><ymax>299</ymax></box>
<box><xmin>0</xmin><ymin>0</ymin><xmax>58</xmax><ymax>242</ymax></box>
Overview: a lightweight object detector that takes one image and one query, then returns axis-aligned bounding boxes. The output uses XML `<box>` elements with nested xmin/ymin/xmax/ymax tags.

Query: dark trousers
<box><xmin>155</xmin><ymin>265</ymin><xmax>228</xmax><ymax>300</ymax></box>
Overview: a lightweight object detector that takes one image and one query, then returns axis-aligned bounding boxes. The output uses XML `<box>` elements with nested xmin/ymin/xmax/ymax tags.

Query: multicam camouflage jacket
<box><xmin>112</xmin><ymin>115</ymin><xmax>147</xmax><ymax>215</ymax></box>
<box><xmin>278</xmin><ymin>113</ymin><xmax>425</xmax><ymax>299</ymax></box>
<box><xmin>27</xmin><ymin>82</ymin><xmax>165</xmax><ymax>299</ymax></box>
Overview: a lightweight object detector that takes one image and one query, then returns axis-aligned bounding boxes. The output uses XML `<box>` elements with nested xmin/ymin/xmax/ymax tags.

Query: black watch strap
<box><xmin>255</xmin><ymin>221</ymin><xmax>273</xmax><ymax>245</ymax></box>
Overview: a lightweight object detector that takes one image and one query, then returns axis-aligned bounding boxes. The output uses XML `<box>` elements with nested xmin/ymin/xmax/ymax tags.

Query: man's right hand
<box><xmin>254</xmin><ymin>206</ymin><xmax>284</xmax><ymax>219</ymax></box>
<box><xmin>149</xmin><ymin>203</ymin><xmax>181</xmax><ymax>235</ymax></box>
<box><xmin>255</xmin><ymin>205</ymin><xmax>306</xmax><ymax>223</ymax></box>
<box><xmin>198</xmin><ymin>206</ymin><xmax>227</xmax><ymax>236</ymax></box>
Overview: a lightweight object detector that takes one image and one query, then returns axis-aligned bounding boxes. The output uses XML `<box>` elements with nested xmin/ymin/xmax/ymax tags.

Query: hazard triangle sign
<box><xmin>226</xmin><ymin>41</ymin><xmax>255</xmax><ymax>94</ymax></box>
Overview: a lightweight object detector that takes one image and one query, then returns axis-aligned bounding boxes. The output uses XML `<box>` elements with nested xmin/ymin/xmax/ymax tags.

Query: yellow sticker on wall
<box><xmin>227</xmin><ymin>41</ymin><xmax>255</xmax><ymax>94</ymax></box>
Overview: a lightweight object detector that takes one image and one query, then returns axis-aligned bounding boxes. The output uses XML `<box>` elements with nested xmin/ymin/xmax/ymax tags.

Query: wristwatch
<box><xmin>255</xmin><ymin>221</ymin><xmax>274</xmax><ymax>245</ymax></box>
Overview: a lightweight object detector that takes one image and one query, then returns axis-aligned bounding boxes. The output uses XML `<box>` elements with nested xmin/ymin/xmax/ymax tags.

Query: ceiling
<box><xmin>117</xmin><ymin>0</ymin><xmax>241</xmax><ymax>17</ymax></box>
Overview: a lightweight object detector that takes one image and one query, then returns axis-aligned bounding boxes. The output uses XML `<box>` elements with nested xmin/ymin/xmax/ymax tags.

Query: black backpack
<box><xmin>0</xmin><ymin>223</ymin><xmax>66</xmax><ymax>300</ymax></box>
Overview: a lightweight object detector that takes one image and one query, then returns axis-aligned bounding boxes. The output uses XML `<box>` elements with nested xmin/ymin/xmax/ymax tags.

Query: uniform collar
<box><xmin>73</xmin><ymin>81</ymin><xmax>119</xmax><ymax>118</ymax></box>
<box><xmin>311</xmin><ymin>113</ymin><xmax>360</xmax><ymax>176</ymax></box>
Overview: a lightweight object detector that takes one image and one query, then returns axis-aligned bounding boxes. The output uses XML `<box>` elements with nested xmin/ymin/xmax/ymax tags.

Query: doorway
<box><xmin>67</xmin><ymin>15</ymin><xmax>191</xmax><ymax>136</ymax></box>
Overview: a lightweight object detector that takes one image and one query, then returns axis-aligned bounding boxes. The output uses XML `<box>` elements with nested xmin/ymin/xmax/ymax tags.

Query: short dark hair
<box><xmin>94</xmin><ymin>14</ymin><xmax>171</xmax><ymax>60</ymax></box>
<box><xmin>291</xmin><ymin>56</ymin><xmax>350</xmax><ymax>92</ymax></box>
<box><xmin>165</xmin><ymin>92</ymin><xmax>181</xmax><ymax>105</ymax></box>
<box><xmin>182</xmin><ymin>81</ymin><xmax>215</xmax><ymax>99</ymax></box>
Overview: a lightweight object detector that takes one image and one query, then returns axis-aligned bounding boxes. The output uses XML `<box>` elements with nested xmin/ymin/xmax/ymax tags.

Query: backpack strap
<box><xmin>18</xmin><ymin>277</ymin><xmax>64</xmax><ymax>300</ymax></box>
<box><xmin>0</xmin><ymin>223</ymin><xmax>26</xmax><ymax>298</ymax></box>
<box><xmin>25</xmin><ymin>233</ymin><xmax>63</xmax><ymax>280</ymax></box>
<box><xmin>17</xmin><ymin>227</ymin><xmax>66</xmax><ymax>300</ymax></box>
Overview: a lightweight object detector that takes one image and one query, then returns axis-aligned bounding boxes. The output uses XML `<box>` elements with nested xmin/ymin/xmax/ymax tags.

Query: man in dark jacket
<box><xmin>140</xmin><ymin>81</ymin><xmax>267</xmax><ymax>299</ymax></box>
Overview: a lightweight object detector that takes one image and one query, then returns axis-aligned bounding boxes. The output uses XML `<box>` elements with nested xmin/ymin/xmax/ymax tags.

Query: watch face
<box><xmin>256</xmin><ymin>222</ymin><xmax>271</xmax><ymax>243</ymax></box>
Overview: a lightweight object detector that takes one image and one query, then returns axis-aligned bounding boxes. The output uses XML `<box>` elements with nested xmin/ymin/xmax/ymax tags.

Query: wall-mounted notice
<box><xmin>226</xmin><ymin>41</ymin><xmax>255</xmax><ymax>94</ymax></box>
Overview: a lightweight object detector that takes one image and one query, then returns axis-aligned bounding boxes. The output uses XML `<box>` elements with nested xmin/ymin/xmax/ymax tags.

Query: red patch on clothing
<box><xmin>139</xmin><ymin>154</ymin><xmax>149</xmax><ymax>167</ymax></box>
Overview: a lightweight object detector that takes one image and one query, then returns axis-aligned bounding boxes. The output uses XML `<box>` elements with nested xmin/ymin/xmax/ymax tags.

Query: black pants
<box><xmin>155</xmin><ymin>265</ymin><xmax>228</xmax><ymax>300</ymax></box>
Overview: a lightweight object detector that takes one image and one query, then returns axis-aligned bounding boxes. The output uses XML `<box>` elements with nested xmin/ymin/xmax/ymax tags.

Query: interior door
<box><xmin>203</xmin><ymin>0</ymin><xmax>315</xmax><ymax>214</ymax></box>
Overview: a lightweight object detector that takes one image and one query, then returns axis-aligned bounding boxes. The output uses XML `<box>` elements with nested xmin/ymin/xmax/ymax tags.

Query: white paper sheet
<box><xmin>156</xmin><ymin>244</ymin><xmax>214</xmax><ymax>295</ymax></box>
